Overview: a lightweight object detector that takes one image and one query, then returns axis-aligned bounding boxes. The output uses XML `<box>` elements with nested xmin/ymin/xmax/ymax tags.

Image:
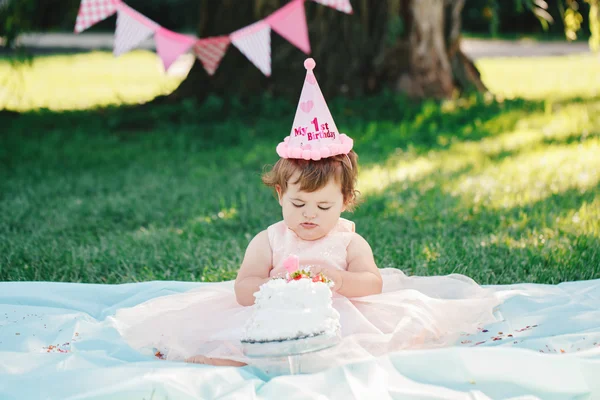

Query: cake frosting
<box><xmin>242</xmin><ymin>275</ymin><xmax>341</xmax><ymax>343</ymax></box>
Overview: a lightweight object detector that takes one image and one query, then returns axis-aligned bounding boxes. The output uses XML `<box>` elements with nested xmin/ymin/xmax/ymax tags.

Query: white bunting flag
<box><xmin>114</xmin><ymin>3</ymin><xmax>159</xmax><ymax>57</ymax></box>
<box><xmin>312</xmin><ymin>0</ymin><xmax>353</xmax><ymax>14</ymax></box>
<box><xmin>231</xmin><ymin>21</ymin><xmax>272</xmax><ymax>77</ymax></box>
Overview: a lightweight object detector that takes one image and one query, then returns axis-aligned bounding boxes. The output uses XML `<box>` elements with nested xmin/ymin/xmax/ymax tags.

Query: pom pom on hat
<box><xmin>304</xmin><ymin>58</ymin><xmax>316</xmax><ymax>70</ymax></box>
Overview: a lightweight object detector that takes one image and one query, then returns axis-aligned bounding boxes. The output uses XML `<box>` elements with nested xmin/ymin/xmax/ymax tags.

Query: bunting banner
<box><xmin>114</xmin><ymin>3</ymin><xmax>159</xmax><ymax>57</ymax></box>
<box><xmin>74</xmin><ymin>0</ymin><xmax>120</xmax><ymax>34</ymax></box>
<box><xmin>74</xmin><ymin>0</ymin><xmax>353</xmax><ymax>76</ymax></box>
<box><xmin>312</xmin><ymin>0</ymin><xmax>353</xmax><ymax>14</ymax></box>
<box><xmin>193</xmin><ymin>36</ymin><xmax>231</xmax><ymax>76</ymax></box>
<box><xmin>231</xmin><ymin>21</ymin><xmax>272</xmax><ymax>77</ymax></box>
<box><xmin>266</xmin><ymin>0</ymin><xmax>310</xmax><ymax>55</ymax></box>
<box><xmin>155</xmin><ymin>27</ymin><xmax>198</xmax><ymax>71</ymax></box>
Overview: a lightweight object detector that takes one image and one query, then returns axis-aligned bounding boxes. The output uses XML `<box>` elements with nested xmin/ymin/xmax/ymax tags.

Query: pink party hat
<box><xmin>276</xmin><ymin>58</ymin><xmax>353</xmax><ymax>161</ymax></box>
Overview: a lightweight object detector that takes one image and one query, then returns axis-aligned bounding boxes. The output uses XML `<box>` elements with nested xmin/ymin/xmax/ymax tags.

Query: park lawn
<box><xmin>0</xmin><ymin>51</ymin><xmax>598</xmax><ymax>284</ymax></box>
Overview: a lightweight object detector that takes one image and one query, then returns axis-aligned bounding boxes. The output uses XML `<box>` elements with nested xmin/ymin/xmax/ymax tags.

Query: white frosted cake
<box><xmin>242</xmin><ymin>272</ymin><xmax>341</xmax><ymax>344</ymax></box>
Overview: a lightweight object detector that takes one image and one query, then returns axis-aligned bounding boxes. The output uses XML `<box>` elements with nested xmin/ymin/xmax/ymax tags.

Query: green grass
<box><xmin>462</xmin><ymin>31</ymin><xmax>591</xmax><ymax>42</ymax></box>
<box><xmin>0</xmin><ymin>51</ymin><xmax>599</xmax><ymax>284</ymax></box>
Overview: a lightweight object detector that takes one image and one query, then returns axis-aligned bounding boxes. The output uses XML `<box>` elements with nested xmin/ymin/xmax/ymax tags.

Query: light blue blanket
<box><xmin>1</xmin><ymin>279</ymin><xmax>599</xmax><ymax>399</ymax></box>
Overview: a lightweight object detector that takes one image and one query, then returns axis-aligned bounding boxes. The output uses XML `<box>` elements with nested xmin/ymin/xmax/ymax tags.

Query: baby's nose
<box><xmin>303</xmin><ymin>209</ymin><xmax>317</xmax><ymax>219</ymax></box>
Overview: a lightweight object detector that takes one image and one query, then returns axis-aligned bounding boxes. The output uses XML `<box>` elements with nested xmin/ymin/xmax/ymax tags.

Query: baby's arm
<box><xmin>337</xmin><ymin>234</ymin><xmax>383</xmax><ymax>297</ymax></box>
<box><xmin>234</xmin><ymin>230</ymin><xmax>272</xmax><ymax>306</ymax></box>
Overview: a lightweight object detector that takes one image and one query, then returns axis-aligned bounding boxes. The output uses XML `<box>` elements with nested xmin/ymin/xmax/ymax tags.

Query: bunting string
<box><xmin>74</xmin><ymin>0</ymin><xmax>353</xmax><ymax>76</ymax></box>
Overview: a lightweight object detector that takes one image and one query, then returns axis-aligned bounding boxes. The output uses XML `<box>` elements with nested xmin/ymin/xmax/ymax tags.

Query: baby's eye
<box><xmin>292</xmin><ymin>203</ymin><xmax>305</xmax><ymax>208</ymax></box>
<box><xmin>318</xmin><ymin>206</ymin><xmax>332</xmax><ymax>211</ymax></box>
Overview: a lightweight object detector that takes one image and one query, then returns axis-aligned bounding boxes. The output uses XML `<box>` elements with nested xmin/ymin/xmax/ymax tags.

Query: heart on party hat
<box><xmin>276</xmin><ymin>58</ymin><xmax>353</xmax><ymax>161</ymax></box>
<box><xmin>300</xmin><ymin>100</ymin><xmax>314</xmax><ymax>113</ymax></box>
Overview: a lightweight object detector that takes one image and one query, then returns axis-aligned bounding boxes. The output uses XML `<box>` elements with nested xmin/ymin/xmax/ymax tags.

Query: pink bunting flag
<box><xmin>114</xmin><ymin>3</ymin><xmax>159</xmax><ymax>57</ymax></box>
<box><xmin>193</xmin><ymin>36</ymin><xmax>231</xmax><ymax>76</ymax></box>
<box><xmin>266</xmin><ymin>0</ymin><xmax>310</xmax><ymax>54</ymax></box>
<box><xmin>74</xmin><ymin>0</ymin><xmax>120</xmax><ymax>34</ymax></box>
<box><xmin>155</xmin><ymin>27</ymin><xmax>197</xmax><ymax>71</ymax></box>
<box><xmin>231</xmin><ymin>21</ymin><xmax>272</xmax><ymax>77</ymax></box>
<box><xmin>312</xmin><ymin>0</ymin><xmax>353</xmax><ymax>14</ymax></box>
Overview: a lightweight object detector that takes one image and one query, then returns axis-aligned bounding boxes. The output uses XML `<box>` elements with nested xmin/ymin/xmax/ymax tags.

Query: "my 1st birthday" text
<box><xmin>294</xmin><ymin>118</ymin><xmax>336</xmax><ymax>141</ymax></box>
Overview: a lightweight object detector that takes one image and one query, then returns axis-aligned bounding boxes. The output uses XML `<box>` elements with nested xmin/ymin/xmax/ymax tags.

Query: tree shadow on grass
<box><xmin>0</xmin><ymin>93</ymin><xmax>548</xmax><ymax>166</ymax></box>
<box><xmin>354</xmin><ymin>162</ymin><xmax>600</xmax><ymax>285</ymax></box>
<box><xmin>336</xmin><ymin>94</ymin><xmax>546</xmax><ymax>166</ymax></box>
<box><xmin>0</xmin><ymin>93</ymin><xmax>553</xmax><ymax>215</ymax></box>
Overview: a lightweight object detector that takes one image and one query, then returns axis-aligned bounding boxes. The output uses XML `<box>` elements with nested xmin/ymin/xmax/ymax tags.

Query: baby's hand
<box><xmin>309</xmin><ymin>266</ymin><xmax>343</xmax><ymax>292</ymax></box>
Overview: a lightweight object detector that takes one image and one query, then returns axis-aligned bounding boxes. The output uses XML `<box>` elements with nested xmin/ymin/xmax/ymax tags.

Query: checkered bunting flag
<box><xmin>113</xmin><ymin>3</ymin><xmax>159</xmax><ymax>57</ymax></box>
<box><xmin>74</xmin><ymin>0</ymin><xmax>119</xmax><ymax>34</ymax></box>
<box><xmin>231</xmin><ymin>21</ymin><xmax>272</xmax><ymax>77</ymax></box>
<box><xmin>312</xmin><ymin>0</ymin><xmax>353</xmax><ymax>14</ymax></box>
<box><xmin>193</xmin><ymin>36</ymin><xmax>231</xmax><ymax>76</ymax></box>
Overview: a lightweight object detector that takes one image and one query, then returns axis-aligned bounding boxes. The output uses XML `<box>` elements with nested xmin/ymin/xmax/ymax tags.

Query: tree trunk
<box><xmin>160</xmin><ymin>0</ymin><xmax>486</xmax><ymax>105</ymax></box>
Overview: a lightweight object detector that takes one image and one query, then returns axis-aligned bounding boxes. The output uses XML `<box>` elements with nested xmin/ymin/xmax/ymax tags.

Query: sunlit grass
<box><xmin>359</xmin><ymin>158</ymin><xmax>438</xmax><ymax>193</ymax></box>
<box><xmin>476</xmin><ymin>54</ymin><xmax>600</xmax><ymax>101</ymax></box>
<box><xmin>356</xmin><ymin>94</ymin><xmax>599</xmax><ymax>282</ymax></box>
<box><xmin>360</xmin><ymin>99</ymin><xmax>600</xmax><ymax>199</ymax></box>
<box><xmin>1</xmin><ymin>52</ymin><xmax>600</xmax><ymax>111</ymax></box>
<box><xmin>0</xmin><ymin>51</ymin><xmax>599</xmax><ymax>284</ymax></box>
<box><xmin>451</xmin><ymin>139</ymin><xmax>600</xmax><ymax>209</ymax></box>
<box><xmin>0</xmin><ymin>51</ymin><xmax>182</xmax><ymax>111</ymax></box>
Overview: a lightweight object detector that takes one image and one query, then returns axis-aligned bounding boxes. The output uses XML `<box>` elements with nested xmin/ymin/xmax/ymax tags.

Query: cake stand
<box><xmin>242</xmin><ymin>331</ymin><xmax>341</xmax><ymax>375</ymax></box>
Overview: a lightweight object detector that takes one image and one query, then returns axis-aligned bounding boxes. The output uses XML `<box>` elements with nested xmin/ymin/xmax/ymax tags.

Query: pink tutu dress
<box><xmin>111</xmin><ymin>218</ymin><xmax>501</xmax><ymax>371</ymax></box>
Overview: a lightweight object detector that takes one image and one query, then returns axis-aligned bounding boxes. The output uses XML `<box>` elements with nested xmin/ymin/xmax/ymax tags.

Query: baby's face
<box><xmin>277</xmin><ymin>172</ymin><xmax>345</xmax><ymax>241</ymax></box>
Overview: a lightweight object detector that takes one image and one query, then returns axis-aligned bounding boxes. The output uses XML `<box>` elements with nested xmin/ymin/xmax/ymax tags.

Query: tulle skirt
<box><xmin>110</xmin><ymin>268</ymin><xmax>502</xmax><ymax>373</ymax></box>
